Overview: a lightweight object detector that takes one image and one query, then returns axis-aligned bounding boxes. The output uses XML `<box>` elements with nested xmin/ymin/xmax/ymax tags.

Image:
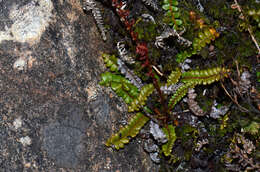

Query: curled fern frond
<box><xmin>117</xmin><ymin>41</ymin><xmax>135</xmax><ymax>64</ymax></box>
<box><xmin>187</xmin><ymin>88</ymin><xmax>205</xmax><ymax>116</ymax></box>
<box><xmin>99</xmin><ymin>72</ymin><xmax>139</xmax><ymax>104</ymax></box>
<box><xmin>105</xmin><ymin>112</ymin><xmax>149</xmax><ymax>150</ymax></box>
<box><xmin>167</xmin><ymin>68</ymin><xmax>181</xmax><ymax>86</ymax></box>
<box><xmin>102</xmin><ymin>53</ymin><xmax>118</xmax><ymax>72</ymax></box>
<box><xmin>162</xmin><ymin>125</ymin><xmax>176</xmax><ymax>156</ymax></box>
<box><xmin>141</xmin><ymin>0</ymin><xmax>159</xmax><ymax>11</ymax></box>
<box><xmin>128</xmin><ymin>84</ymin><xmax>155</xmax><ymax>112</ymax></box>
<box><xmin>181</xmin><ymin>67</ymin><xmax>229</xmax><ymax>85</ymax></box>
<box><xmin>155</xmin><ymin>28</ymin><xmax>192</xmax><ymax>49</ymax></box>
<box><xmin>117</xmin><ymin>59</ymin><xmax>143</xmax><ymax>89</ymax></box>
<box><xmin>83</xmin><ymin>0</ymin><xmax>107</xmax><ymax>41</ymax></box>
<box><xmin>161</xmin><ymin>83</ymin><xmax>183</xmax><ymax>95</ymax></box>
<box><xmin>168</xmin><ymin>82</ymin><xmax>195</xmax><ymax>110</ymax></box>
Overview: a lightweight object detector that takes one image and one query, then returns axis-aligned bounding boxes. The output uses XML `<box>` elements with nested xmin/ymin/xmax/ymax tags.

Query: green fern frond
<box><xmin>105</xmin><ymin>112</ymin><xmax>149</xmax><ymax>150</ymax></box>
<box><xmin>162</xmin><ymin>125</ymin><xmax>176</xmax><ymax>156</ymax></box>
<box><xmin>176</xmin><ymin>27</ymin><xmax>220</xmax><ymax>63</ymax></box>
<box><xmin>168</xmin><ymin>82</ymin><xmax>195</xmax><ymax>110</ymax></box>
<box><xmin>102</xmin><ymin>53</ymin><xmax>118</xmax><ymax>72</ymax></box>
<box><xmin>181</xmin><ymin>67</ymin><xmax>229</xmax><ymax>85</ymax></box>
<box><xmin>128</xmin><ymin>84</ymin><xmax>155</xmax><ymax>112</ymax></box>
<box><xmin>167</xmin><ymin>68</ymin><xmax>181</xmax><ymax>86</ymax></box>
<box><xmin>162</xmin><ymin>0</ymin><xmax>182</xmax><ymax>30</ymax></box>
<box><xmin>99</xmin><ymin>72</ymin><xmax>139</xmax><ymax>104</ymax></box>
<box><xmin>192</xmin><ymin>27</ymin><xmax>219</xmax><ymax>52</ymax></box>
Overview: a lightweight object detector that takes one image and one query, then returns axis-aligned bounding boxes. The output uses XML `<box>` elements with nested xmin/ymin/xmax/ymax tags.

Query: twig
<box><xmin>220</xmin><ymin>82</ymin><xmax>249</xmax><ymax>112</ymax></box>
<box><xmin>152</xmin><ymin>65</ymin><xmax>163</xmax><ymax>76</ymax></box>
<box><xmin>231</xmin><ymin>0</ymin><xmax>260</xmax><ymax>56</ymax></box>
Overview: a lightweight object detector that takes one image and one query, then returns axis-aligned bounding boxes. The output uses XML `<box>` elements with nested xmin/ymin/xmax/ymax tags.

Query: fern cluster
<box><xmin>101</xmin><ymin>53</ymin><xmax>229</xmax><ymax>154</ymax></box>
<box><xmin>97</xmin><ymin>0</ymin><xmax>229</xmax><ymax>160</ymax></box>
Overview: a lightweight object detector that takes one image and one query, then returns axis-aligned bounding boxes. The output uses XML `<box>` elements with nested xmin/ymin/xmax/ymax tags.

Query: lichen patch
<box><xmin>0</xmin><ymin>0</ymin><xmax>54</xmax><ymax>45</ymax></box>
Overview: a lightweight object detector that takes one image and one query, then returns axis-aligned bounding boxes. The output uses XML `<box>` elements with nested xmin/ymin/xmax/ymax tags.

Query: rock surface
<box><xmin>0</xmin><ymin>0</ymin><xmax>158</xmax><ymax>171</ymax></box>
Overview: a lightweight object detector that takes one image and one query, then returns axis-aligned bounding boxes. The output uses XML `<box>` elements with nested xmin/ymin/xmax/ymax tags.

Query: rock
<box><xmin>0</xmin><ymin>0</ymin><xmax>158</xmax><ymax>171</ymax></box>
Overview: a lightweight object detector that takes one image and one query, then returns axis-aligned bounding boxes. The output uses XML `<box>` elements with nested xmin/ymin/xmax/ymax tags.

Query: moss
<box><xmin>133</xmin><ymin>19</ymin><xmax>158</xmax><ymax>42</ymax></box>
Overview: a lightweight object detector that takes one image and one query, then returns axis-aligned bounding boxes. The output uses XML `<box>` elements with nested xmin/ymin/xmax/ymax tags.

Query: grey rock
<box><xmin>150</xmin><ymin>121</ymin><xmax>167</xmax><ymax>144</ymax></box>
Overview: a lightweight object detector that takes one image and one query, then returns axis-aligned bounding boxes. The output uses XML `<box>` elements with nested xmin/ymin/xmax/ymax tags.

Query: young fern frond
<box><xmin>192</xmin><ymin>27</ymin><xmax>220</xmax><ymax>51</ymax></box>
<box><xmin>181</xmin><ymin>67</ymin><xmax>229</xmax><ymax>85</ymax></box>
<box><xmin>168</xmin><ymin>82</ymin><xmax>195</xmax><ymax>110</ymax></box>
<box><xmin>105</xmin><ymin>112</ymin><xmax>149</xmax><ymax>150</ymax></box>
<box><xmin>162</xmin><ymin>125</ymin><xmax>176</xmax><ymax>156</ymax></box>
<box><xmin>167</xmin><ymin>68</ymin><xmax>181</xmax><ymax>86</ymax></box>
<box><xmin>128</xmin><ymin>84</ymin><xmax>155</xmax><ymax>112</ymax></box>
<box><xmin>99</xmin><ymin>72</ymin><xmax>139</xmax><ymax>104</ymax></box>
<box><xmin>102</xmin><ymin>53</ymin><xmax>118</xmax><ymax>72</ymax></box>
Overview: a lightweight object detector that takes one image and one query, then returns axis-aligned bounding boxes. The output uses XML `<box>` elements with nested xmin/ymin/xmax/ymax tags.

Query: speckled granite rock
<box><xmin>0</xmin><ymin>0</ymin><xmax>158</xmax><ymax>171</ymax></box>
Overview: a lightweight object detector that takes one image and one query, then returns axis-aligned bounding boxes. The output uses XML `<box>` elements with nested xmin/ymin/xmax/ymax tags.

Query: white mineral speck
<box><xmin>13</xmin><ymin>57</ymin><xmax>26</xmax><ymax>71</ymax></box>
<box><xmin>13</xmin><ymin>117</ymin><xmax>22</xmax><ymax>129</ymax></box>
<box><xmin>19</xmin><ymin>136</ymin><xmax>32</xmax><ymax>146</ymax></box>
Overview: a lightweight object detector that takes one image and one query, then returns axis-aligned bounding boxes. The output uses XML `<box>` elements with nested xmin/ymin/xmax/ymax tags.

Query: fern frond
<box><xmin>99</xmin><ymin>72</ymin><xmax>139</xmax><ymax>104</ymax></box>
<box><xmin>168</xmin><ymin>82</ymin><xmax>195</xmax><ymax>110</ymax></box>
<box><xmin>102</xmin><ymin>53</ymin><xmax>118</xmax><ymax>72</ymax></box>
<box><xmin>128</xmin><ymin>84</ymin><xmax>155</xmax><ymax>112</ymax></box>
<box><xmin>83</xmin><ymin>0</ymin><xmax>107</xmax><ymax>41</ymax></box>
<box><xmin>181</xmin><ymin>67</ymin><xmax>229</xmax><ymax>85</ymax></box>
<box><xmin>162</xmin><ymin>0</ymin><xmax>182</xmax><ymax>30</ymax></box>
<box><xmin>167</xmin><ymin>68</ymin><xmax>181</xmax><ymax>86</ymax></box>
<box><xmin>162</xmin><ymin>125</ymin><xmax>176</xmax><ymax>156</ymax></box>
<box><xmin>105</xmin><ymin>112</ymin><xmax>149</xmax><ymax>149</ymax></box>
<box><xmin>176</xmin><ymin>27</ymin><xmax>220</xmax><ymax>63</ymax></box>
